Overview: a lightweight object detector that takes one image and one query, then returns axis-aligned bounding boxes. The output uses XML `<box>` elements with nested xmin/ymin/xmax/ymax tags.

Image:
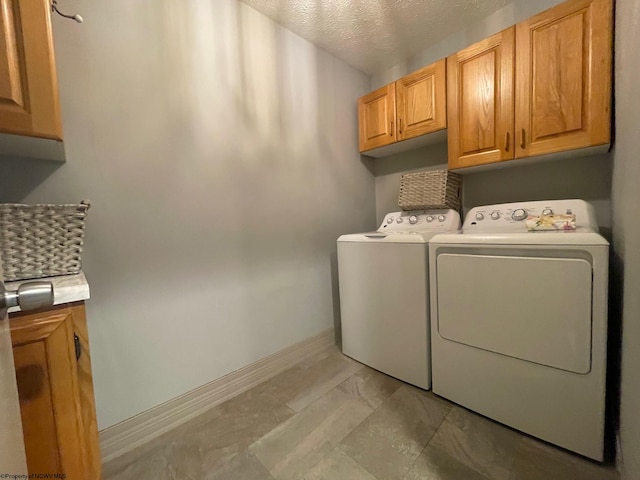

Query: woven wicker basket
<box><xmin>398</xmin><ymin>170</ymin><xmax>462</xmax><ymax>211</ymax></box>
<box><xmin>0</xmin><ymin>201</ymin><xmax>90</xmax><ymax>281</ymax></box>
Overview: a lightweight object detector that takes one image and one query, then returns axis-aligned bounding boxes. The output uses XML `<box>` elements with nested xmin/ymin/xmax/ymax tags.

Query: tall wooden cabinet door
<box><xmin>447</xmin><ymin>28</ymin><xmax>515</xmax><ymax>169</ymax></box>
<box><xmin>396</xmin><ymin>59</ymin><xmax>446</xmax><ymax>141</ymax></box>
<box><xmin>10</xmin><ymin>309</ymin><xmax>88</xmax><ymax>478</ymax></box>
<box><xmin>515</xmin><ymin>0</ymin><xmax>612</xmax><ymax>158</ymax></box>
<box><xmin>358</xmin><ymin>83</ymin><xmax>396</xmax><ymax>152</ymax></box>
<box><xmin>0</xmin><ymin>0</ymin><xmax>62</xmax><ymax>139</ymax></box>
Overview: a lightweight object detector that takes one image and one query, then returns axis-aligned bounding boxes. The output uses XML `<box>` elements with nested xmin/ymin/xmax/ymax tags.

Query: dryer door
<box><xmin>436</xmin><ymin>253</ymin><xmax>592</xmax><ymax>374</ymax></box>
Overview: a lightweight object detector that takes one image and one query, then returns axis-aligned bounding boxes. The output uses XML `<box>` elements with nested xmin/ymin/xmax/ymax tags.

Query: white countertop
<box><xmin>6</xmin><ymin>272</ymin><xmax>90</xmax><ymax>313</ymax></box>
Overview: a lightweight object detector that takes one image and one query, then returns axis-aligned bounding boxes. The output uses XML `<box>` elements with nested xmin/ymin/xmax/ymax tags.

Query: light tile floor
<box><xmin>103</xmin><ymin>347</ymin><xmax>619</xmax><ymax>480</ymax></box>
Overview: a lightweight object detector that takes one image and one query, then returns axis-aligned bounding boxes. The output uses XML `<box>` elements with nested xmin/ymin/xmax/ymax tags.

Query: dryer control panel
<box><xmin>380</xmin><ymin>210</ymin><xmax>461</xmax><ymax>233</ymax></box>
<box><xmin>464</xmin><ymin>200</ymin><xmax>599</xmax><ymax>232</ymax></box>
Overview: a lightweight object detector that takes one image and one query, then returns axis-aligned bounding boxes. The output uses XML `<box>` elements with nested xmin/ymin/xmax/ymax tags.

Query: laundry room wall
<box><xmin>0</xmin><ymin>0</ymin><xmax>374</xmax><ymax>430</ymax></box>
<box><xmin>612</xmin><ymin>0</ymin><xmax>640</xmax><ymax>477</ymax></box>
<box><xmin>369</xmin><ymin>0</ymin><xmax>613</xmax><ymax>237</ymax></box>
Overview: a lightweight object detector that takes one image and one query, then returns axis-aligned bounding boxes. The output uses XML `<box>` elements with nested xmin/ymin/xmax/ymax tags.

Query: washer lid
<box><xmin>338</xmin><ymin>232</ymin><xmax>433</xmax><ymax>244</ymax></box>
<box><xmin>430</xmin><ymin>230</ymin><xmax>609</xmax><ymax>246</ymax></box>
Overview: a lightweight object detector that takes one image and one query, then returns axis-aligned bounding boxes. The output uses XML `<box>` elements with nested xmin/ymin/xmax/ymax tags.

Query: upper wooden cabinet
<box><xmin>358</xmin><ymin>59</ymin><xmax>447</xmax><ymax>154</ymax></box>
<box><xmin>396</xmin><ymin>60</ymin><xmax>446</xmax><ymax>142</ymax></box>
<box><xmin>448</xmin><ymin>0</ymin><xmax>612</xmax><ymax>169</ymax></box>
<box><xmin>447</xmin><ymin>28</ymin><xmax>515</xmax><ymax>169</ymax></box>
<box><xmin>0</xmin><ymin>0</ymin><xmax>63</xmax><ymax>140</ymax></box>
<box><xmin>358</xmin><ymin>83</ymin><xmax>396</xmax><ymax>152</ymax></box>
<box><xmin>515</xmin><ymin>0</ymin><xmax>612</xmax><ymax>158</ymax></box>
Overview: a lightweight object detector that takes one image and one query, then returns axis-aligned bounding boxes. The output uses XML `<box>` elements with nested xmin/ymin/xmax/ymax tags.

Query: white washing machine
<box><xmin>429</xmin><ymin>199</ymin><xmax>609</xmax><ymax>461</ymax></box>
<box><xmin>337</xmin><ymin>209</ymin><xmax>461</xmax><ymax>389</ymax></box>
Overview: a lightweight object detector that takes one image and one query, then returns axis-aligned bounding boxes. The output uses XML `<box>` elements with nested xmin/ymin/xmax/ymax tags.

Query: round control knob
<box><xmin>490</xmin><ymin>211</ymin><xmax>501</xmax><ymax>220</ymax></box>
<box><xmin>475</xmin><ymin>213</ymin><xmax>485</xmax><ymax>221</ymax></box>
<box><xmin>409</xmin><ymin>215</ymin><xmax>418</xmax><ymax>224</ymax></box>
<box><xmin>386</xmin><ymin>217</ymin><xmax>393</xmax><ymax>224</ymax></box>
<box><xmin>542</xmin><ymin>208</ymin><xmax>553</xmax><ymax>216</ymax></box>
<box><xmin>511</xmin><ymin>208</ymin><xmax>528</xmax><ymax>221</ymax></box>
<box><xmin>438</xmin><ymin>215</ymin><xmax>446</xmax><ymax>222</ymax></box>
<box><xmin>426</xmin><ymin>216</ymin><xmax>434</xmax><ymax>223</ymax></box>
<box><xmin>396</xmin><ymin>217</ymin><xmax>403</xmax><ymax>224</ymax></box>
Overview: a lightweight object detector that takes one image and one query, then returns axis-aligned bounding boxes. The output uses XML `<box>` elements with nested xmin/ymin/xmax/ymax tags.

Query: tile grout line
<box><xmin>399</xmin><ymin>410</ymin><xmax>451</xmax><ymax>480</ymax></box>
<box><xmin>335</xmin><ymin>444</ymin><xmax>382</xmax><ymax>480</ymax></box>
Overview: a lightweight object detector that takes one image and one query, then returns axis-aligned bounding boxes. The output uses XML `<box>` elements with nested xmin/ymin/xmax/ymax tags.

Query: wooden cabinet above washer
<box><xmin>358</xmin><ymin>59</ymin><xmax>447</xmax><ymax>156</ymax></box>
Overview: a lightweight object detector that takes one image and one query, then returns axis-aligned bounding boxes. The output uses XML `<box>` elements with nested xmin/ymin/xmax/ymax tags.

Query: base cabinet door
<box><xmin>515</xmin><ymin>0</ymin><xmax>612</xmax><ymax>157</ymax></box>
<box><xmin>10</xmin><ymin>303</ymin><xmax>101</xmax><ymax>479</ymax></box>
<box><xmin>447</xmin><ymin>27</ymin><xmax>515</xmax><ymax>169</ymax></box>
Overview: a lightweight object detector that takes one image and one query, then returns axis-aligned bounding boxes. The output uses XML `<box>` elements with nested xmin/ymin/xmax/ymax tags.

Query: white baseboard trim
<box><xmin>99</xmin><ymin>328</ymin><xmax>335</xmax><ymax>463</ymax></box>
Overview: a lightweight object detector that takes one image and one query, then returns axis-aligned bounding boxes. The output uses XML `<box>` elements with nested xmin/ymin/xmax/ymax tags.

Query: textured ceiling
<box><xmin>240</xmin><ymin>0</ymin><xmax>511</xmax><ymax>74</ymax></box>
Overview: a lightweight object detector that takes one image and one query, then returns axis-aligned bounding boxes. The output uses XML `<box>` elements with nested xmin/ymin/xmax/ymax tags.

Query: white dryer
<box><xmin>338</xmin><ymin>210</ymin><xmax>460</xmax><ymax>389</ymax></box>
<box><xmin>429</xmin><ymin>199</ymin><xmax>608</xmax><ymax>461</ymax></box>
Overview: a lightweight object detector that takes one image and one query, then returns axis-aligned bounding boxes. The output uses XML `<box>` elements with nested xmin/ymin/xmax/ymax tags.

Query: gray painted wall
<box><xmin>374</xmin><ymin>146</ymin><xmax>612</xmax><ymax>235</ymax></box>
<box><xmin>613</xmin><ymin>0</ymin><xmax>640</xmax><ymax>477</ymax></box>
<box><xmin>370</xmin><ymin>0</ymin><xmax>564</xmax><ymax>90</ymax></box>
<box><xmin>0</xmin><ymin>0</ymin><xmax>374</xmax><ymax>429</ymax></box>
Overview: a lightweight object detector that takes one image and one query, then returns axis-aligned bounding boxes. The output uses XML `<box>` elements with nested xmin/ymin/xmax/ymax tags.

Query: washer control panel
<box><xmin>379</xmin><ymin>210</ymin><xmax>461</xmax><ymax>233</ymax></box>
<box><xmin>463</xmin><ymin>200</ymin><xmax>598</xmax><ymax>232</ymax></box>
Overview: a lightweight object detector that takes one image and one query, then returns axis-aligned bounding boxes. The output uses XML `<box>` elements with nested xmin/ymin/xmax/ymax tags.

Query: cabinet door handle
<box><xmin>74</xmin><ymin>334</ymin><xmax>82</xmax><ymax>360</ymax></box>
<box><xmin>390</xmin><ymin>121</ymin><xmax>393</xmax><ymax>136</ymax></box>
<box><xmin>520</xmin><ymin>129</ymin><xmax>526</xmax><ymax>149</ymax></box>
<box><xmin>505</xmin><ymin>131</ymin><xmax>510</xmax><ymax>151</ymax></box>
<box><xmin>399</xmin><ymin>119</ymin><xmax>403</xmax><ymax>134</ymax></box>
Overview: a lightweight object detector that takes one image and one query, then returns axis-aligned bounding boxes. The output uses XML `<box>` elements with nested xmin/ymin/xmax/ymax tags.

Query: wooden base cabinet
<box><xmin>10</xmin><ymin>302</ymin><xmax>102</xmax><ymax>479</ymax></box>
<box><xmin>448</xmin><ymin>0</ymin><xmax>612</xmax><ymax>169</ymax></box>
<box><xmin>0</xmin><ymin>0</ymin><xmax>63</xmax><ymax>140</ymax></box>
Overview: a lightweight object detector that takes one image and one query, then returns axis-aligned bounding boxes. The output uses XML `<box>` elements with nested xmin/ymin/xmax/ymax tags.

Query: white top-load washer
<box><xmin>429</xmin><ymin>199</ymin><xmax>609</xmax><ymax>461</ymax></box>
<box><xmin>338</xmin><ymin>209</ymin><xmax>461</xmax><ymax>389</ymax></box>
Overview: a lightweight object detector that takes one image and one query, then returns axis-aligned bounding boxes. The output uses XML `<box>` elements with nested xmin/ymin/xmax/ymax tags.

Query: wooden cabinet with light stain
<box><xmin>0</xmin><ymin>0</ymin><xmax>63</xmax><ymax>140</ymax></box>
<box><xmin>448</xmin><ymin>0</ymin><xmax>612</xmax><ymax>169</ymax></box>
<box><xmin>10</xmin><ymin>302</ymin><xmax>101</xmax><ymax>479</ymax></box>
<box><xmin>447</xmin><ymin>28</ymin><xmax>515</xmax><ymax>169</ymax></box>
<box><xmin>515</xmin><ymin>0</ymin><xmax>612</xmax><ymax>158</ymax></box>
<box><xmin>358</xmin><ymin>59</ymin><xmax>447</xmax><ymax>154</ymax></box>
<box><xmin>358</xmin><ymin>83</ymin><xmax>397</xmax><ymax>152</ymax></box>
<box><xmin>396</xmin><ymin>59</ymin><xmax>447</xmax><ymax>142</ymax></box>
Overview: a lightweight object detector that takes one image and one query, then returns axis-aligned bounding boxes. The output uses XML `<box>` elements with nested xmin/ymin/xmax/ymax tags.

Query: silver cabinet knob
<box><xmin>0</xmin><ymin>281</ymin><xmax>54</xmax><ymax>313</ymax></box>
